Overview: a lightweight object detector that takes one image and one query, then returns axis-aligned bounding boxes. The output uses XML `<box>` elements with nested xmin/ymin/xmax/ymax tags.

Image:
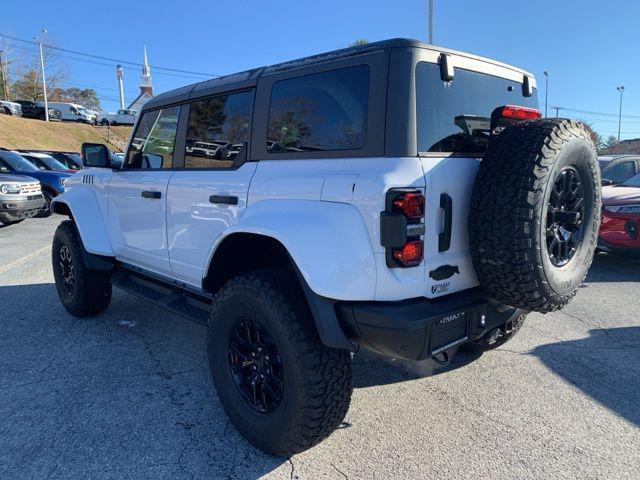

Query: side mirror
<box><xmin>81</xmin><ymin>143</ymin><xmax>111</xmax><ymax>168</ymax></box>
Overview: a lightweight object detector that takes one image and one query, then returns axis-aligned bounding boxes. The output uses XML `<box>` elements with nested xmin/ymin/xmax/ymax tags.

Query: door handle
<box><xmin>209</xmin><ymin>195</ymin><xmax>238</xmax><ymax>205</ymax></box>
<box><xmin>141</xmin><ymin>190</ymin><xmax>162</xmax><ymax>199</ymax></box>
<box><xmin>438</xmin><ymin>193</ymin><xmax>452</xmax><ymax>252</ymax></box>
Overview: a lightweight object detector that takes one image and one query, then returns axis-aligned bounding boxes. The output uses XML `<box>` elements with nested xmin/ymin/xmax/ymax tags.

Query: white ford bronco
<box><xmin>51</xmin><ymin>39</ymin><xmax>601</xmax><ymax>456</ymax></box>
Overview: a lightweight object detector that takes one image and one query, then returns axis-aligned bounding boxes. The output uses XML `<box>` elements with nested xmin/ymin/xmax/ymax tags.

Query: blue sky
<box><xmin>2</xmin><ymin>0</ymin><xmax>639</xmax><ymax>140</ymax></box>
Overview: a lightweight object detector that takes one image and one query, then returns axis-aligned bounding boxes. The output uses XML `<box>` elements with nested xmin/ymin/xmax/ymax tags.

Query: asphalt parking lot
<box><xmin>1</xmin><ymin>217</ymin><xmax>639</xmax><ymax>479</ymax></box>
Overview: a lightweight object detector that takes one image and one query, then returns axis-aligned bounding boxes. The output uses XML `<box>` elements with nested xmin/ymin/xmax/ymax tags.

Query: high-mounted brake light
<box><xmin>500</xmin><ymin>105</ymin><xmax>541</xmax><ymax>121</ymax></box>
<box><xmin>392</xmin><ymin>192</ymin><xmax>425</xmax><ymax>220</ymax></box>
<box><xmin>393</xmin><ymin>240</ymin><xmax>424</xmax><ymax>267</ymax></box>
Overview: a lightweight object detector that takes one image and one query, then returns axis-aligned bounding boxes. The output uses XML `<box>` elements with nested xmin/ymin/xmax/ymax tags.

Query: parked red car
<box><xmin>598</xmin><ymin>172</ymin><xmax>640</xmax><ymax>256</ymax></box>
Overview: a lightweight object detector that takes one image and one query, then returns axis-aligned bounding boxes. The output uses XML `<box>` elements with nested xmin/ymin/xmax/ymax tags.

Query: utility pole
<box><xmin>553</xmin><ymin>106</ymin><xmax>563</xmax><ymax>118</ymax></box>
<box><xmin>616</xmin><ymin>85</ymin><xmax>625</xmax><ymax>142</ymax></box>
<box><xmin>0</xmin><ymin>48</ymin><xmax>8</xmax><ymax>101</ymax></box>
<box><xmin>428</xmin><ymin>0</ymin><xmax>434</xmax><ymax>44</ymax></box>
<box><xmin>35</xmin><ymin>29</ymin><xmax>49</xmax><ymax>121</ymax></box>
<box><xmin>543</xmin><ymin>71</ymin><xmax>549</xmax><ymax>118</ymax></box>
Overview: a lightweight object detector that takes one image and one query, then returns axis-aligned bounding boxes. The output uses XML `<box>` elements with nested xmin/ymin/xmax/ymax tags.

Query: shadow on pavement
<box><xmin>586</xmin><ymin>253</ymin><xmax>640</xmax><ymax>283</ymax></box>
<box><xmin>532</xmin><ymin>326</ymin><xmax>640</xmax><ymax>427</ymax></box>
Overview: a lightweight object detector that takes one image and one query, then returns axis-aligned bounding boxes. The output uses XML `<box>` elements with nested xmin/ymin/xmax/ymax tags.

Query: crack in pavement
<box><xmin>332</xmin><ymin>463</ymin><xmax>349</xmax><ymax>479</ymax></box>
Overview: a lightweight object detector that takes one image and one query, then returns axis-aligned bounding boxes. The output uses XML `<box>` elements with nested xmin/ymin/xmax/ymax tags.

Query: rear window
<box><xmin>416</xmin><ymin>62</ymin><xmax>538</xmax><ymax>155</ymax></box>
<box><xmin>267</xmin><ymin>65</ymin><xmax>369</xmax><ymax>153</ymax></box>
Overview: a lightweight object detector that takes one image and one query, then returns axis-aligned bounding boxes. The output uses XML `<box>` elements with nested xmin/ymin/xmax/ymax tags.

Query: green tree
<box><xmin>349</xmin><ymin>39</ymin><xmax>369</xmax><ymax>46</ymax></box>
<box><xmin>579</xmin><ymin>121</ymin><xmax>603</xmax><ymax>151</ymax></box>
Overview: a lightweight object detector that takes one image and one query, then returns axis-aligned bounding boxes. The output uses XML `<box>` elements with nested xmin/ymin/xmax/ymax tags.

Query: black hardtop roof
<box><xmin>143</xmin><ymin>38</ymin><xmax>530</xmax><ymax>111</ymax></box>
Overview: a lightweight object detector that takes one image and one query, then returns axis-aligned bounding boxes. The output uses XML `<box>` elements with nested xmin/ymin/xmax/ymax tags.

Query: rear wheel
<box><xmin>470</xmin><ymin>119</ymin><xmax>601</xmax><ymax>313</ymax></box>
<box><xmin>207</xmin><ymin>269</ymin><xmax>352</xmax><ymax>456</ymax></box>
<box><xmin>52</xmin><ymin>220</ymin><xmax>112</xmax><ymax>317</ymax></box>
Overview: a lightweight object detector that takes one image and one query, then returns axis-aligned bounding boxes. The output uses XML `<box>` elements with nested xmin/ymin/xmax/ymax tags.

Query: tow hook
<box><xmin>431</xmin><ymin>350</ymin><xmax>450</xmax><ymax>366</ymax></box>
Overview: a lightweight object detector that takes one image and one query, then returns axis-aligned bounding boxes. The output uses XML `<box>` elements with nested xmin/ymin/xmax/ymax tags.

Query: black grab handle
<box><xmin>438</xmin><ymin>193</ymin><xmax>452</xmax><ymax>252</ymax></box>
<box><xmin>209</xmin><ymin>195</ymin><xmax>238</xmax><ymax>205</ymax></box>
<box><xmin>141</xmin><ymin>190</ymin><xmax>161</xmax><ymax>199</ymax></box>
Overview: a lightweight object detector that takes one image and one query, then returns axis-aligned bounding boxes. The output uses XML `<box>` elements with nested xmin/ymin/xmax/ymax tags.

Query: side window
<box><xmin>267</xmin><ymin>65</ymin><xmax>369</xmax><ymax>153</ymax></box>
<box><xmin>604</xmin><ymin>161</ymin><xmax>635</xmax><ymax>183</ymax></box>
<box><xmin>184</xmin><ymin>90</ymin><xmax>254</xmax><ymax>169</ymax></box>
<box><xmin>126</xmin><ymin>105</ymin><xmax>181</xmax><ymax>169</ymax></box>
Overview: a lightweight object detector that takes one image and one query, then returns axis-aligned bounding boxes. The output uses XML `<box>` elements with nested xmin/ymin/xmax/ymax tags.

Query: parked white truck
<box><xmin>44</xmin><ymin>102</ymin><xmax>94</xmax><ymax>124</ymax></box>
<box><xmin>50</xmin><ymin>39</ymin><xmax>601</xmax><ymax>457</ymax></box>
<box><xmin>99</xmin><ymin>108</ymin><xmax>138</xmax><ymax>126</ymax></box>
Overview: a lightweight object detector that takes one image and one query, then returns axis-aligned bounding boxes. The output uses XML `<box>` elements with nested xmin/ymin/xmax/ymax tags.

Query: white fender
<box><xmin>51</xmin><ymin>189</ymin><xmax>114</xmax><ymax>257</ymax></box>
<box><xmin>205</xmin><ymin>199</ymin><xmax>377</xmax><ymax>301</ymax></box>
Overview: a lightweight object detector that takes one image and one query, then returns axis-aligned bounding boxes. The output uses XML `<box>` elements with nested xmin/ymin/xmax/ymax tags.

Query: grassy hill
<box><xmin>0</xmin><ymin>114</ymin><xmax>132</xmax><ymax>152</ymax></box>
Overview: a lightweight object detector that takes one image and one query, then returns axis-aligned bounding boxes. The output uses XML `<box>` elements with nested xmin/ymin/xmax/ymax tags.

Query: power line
<box><xmin>0</xmin><ymin>33</ymin><xmax>219</xmax><ymax>78</ymax></box>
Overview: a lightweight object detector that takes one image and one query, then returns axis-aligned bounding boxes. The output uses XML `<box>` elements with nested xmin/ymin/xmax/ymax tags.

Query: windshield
<box><xmin>0</xmin><ymin>151</ymin><xmax>41</xmax><ymax>173</ymax></box>
<box><xmin>621</xmin><ymin>172</ymin><xmax>640</xmax><ymax>188</ymax></box>
<box><xmin>416</xmin><ymin>62</ymin><xmax>539</xmax><ymax>155</ymax></box>
<box><xmin>23</xmin><ymin>154</ymin><xmax>68</xmax><ymax>171</ymax></box>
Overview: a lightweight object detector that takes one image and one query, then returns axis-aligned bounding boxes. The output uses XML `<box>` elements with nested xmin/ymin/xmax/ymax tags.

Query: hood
<box><xmin>602</xmin><ymin>185</ymin><xmax>640</xmax><ymax>206</ymax></box>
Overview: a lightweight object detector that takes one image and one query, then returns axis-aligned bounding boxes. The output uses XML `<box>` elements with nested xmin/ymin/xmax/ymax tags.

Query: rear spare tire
<box><xmin>469</xmin><ymin>119</ymin><xmax>601</xmax><ymax>313</ymax></box>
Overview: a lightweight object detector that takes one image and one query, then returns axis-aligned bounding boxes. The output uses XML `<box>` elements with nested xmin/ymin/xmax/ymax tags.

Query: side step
<box><xmin>111</xmin><ymin>268</ymin><xmax>212</xmax><ymax>326</ymax></box>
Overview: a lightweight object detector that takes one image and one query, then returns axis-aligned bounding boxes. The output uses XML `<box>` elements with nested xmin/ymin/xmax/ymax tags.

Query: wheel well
<box><xmin>51</xmin><ymin>200</ymin><xmax>72</xmax><ymax>217</ymax></box>
<box><xmin>203</xmin><ymin>233</ymin><xmax>293</xmax><ymax>294</ymax></box>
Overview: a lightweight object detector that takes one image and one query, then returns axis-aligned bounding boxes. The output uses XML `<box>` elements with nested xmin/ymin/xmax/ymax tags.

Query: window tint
<box><xmin>603</xmin><ymin>161</ymin><xmax>635</xmax><ymax>184</ymax></box>
<box><xmin>0</xmin><ymin>151</ymin><xmax>40</xmax><ymax>172</ymax></box>
<box><xmin>267</xmin><ymin>65</ymin><xmax>369</xmax><ymax>153</ymax></box>
<box><xmin>416</xmin><ymin>62</ymin><xmax>539</xmax><ymax>155</ymax></box>
<box><xmin>185</xmin><ymin>90</ymin><xmax>254</xmax><ymax>169</ymax></box>
<box><xmin>126</xmin><ymin>105</ymin><xmax>181</xmax><ymax>169</ymax></box>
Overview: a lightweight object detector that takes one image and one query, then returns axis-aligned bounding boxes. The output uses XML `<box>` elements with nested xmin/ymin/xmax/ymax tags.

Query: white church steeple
<box><xmin>139</xmin><ymin>45</ymin><xmax>152</xmax><ymax>94</ymax></box>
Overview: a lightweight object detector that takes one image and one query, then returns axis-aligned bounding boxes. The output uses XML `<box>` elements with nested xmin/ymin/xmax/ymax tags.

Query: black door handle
<box><xmin>141</xmin><ymin>190</ymin><xmax>161</xmax><ymax>199</ymax></box>
<box><xmin>438</xmin><ymin>193</ymin><xmax>452</xmax><ymax>252</ymax></box>
<box><xmin>209</xmin><ymin>195</ymin><xmax>238</xmax><ymax>205</ymax></box>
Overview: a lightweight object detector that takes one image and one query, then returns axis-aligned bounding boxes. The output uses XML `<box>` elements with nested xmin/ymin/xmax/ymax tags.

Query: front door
<box><xmin>166</xmin><ymin>90</ymin><xmax>255</xmax><ymax>286</ymax></box>
<box><xmin>107</xmin><ymin>105</ymin><xmax>181</xmax><ymax>275</ymax></box>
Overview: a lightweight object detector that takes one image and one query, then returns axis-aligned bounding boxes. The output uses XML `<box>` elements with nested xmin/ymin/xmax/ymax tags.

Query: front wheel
<box><xmin>52</xmin><ymin>220</ymin><xmax>112</xmax><ymax>317</ymax></box>
<box><xmin>208</xmin><ymin>270</ymin><xmax>352</xmax><ymax>457</ymax></box>
<box><xmin>35</xmin><ymin>190</ymin><xmax>54</xmax><ymax>218</ymax></box>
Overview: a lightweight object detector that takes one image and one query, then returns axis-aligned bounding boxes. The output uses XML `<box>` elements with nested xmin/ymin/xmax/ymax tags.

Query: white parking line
<box><xmin>0</xmin><ymin>245</ymin><xmax>51</xmax><ymax>275</ymax></box>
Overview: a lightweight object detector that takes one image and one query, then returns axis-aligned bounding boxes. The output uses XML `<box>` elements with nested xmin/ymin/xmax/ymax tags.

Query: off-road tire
<box><xmin>461</xmin><ymin>313</ymin><xmax>527</xmax><ymax>352</ymax></box>
<box><xmin>470</xmin><ymin>119</ymin><xmax>601</xmax><ymax>313</ymax></box>
<box><xmin>52</xmin><ymin>220</ymin><xmax>112</xmax><ymax>317</ymax></box>
<box><xmin>35</xmin><ymin>190</ymin><xmax>54</xmax><ymax>218</ymax></box>
<box><xmin>207</xmin><ymin>269</ymin><xmax>352</xmax><ymax>457</ymax></box>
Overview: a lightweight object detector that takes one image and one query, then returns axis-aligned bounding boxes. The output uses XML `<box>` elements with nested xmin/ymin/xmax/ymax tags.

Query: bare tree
<box><xmin>10</xmin><ymin>39</ymin><xmax>68</xmax><ymax>102</ymax></box>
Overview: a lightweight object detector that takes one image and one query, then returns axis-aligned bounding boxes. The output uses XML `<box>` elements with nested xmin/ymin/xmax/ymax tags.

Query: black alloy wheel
<box><xmin>228</xmin><ymin>319</ymin><xmax>284</xmax><ymax>413</ymax></box>
<box><xmin>58</xmin><ymin>245</ymin><xmax>75</xmax><ymax>296</ymax></box>
<box><xmin>546</xmin><ymin>166</ymin><xmax>585</xmax><ymax>267</ymax></box>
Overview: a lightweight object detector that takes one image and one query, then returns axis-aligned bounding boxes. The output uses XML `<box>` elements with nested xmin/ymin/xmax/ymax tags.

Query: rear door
<box><xmin>107</xmin><ymin>105</ymin><xmax>181</xmax><ymax>274</ymax></box>
<box><xmin>166</xmin><ymin>90</ymin><xmax>255</xmax><ymax>286</ymax></box>
<box><xmin>415</xmin><ymin>60</ymin><xmax>539</xmax><ymax>297</ymax></box>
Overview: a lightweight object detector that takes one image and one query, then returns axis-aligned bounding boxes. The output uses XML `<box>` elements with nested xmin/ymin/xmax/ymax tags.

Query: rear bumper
<box><xmin>0</xmin><ymin>196</ymin><xmax>45</xmax><ymax>222</ymax></box>
<box><xmin>336</xmin><ymin>287</ymin><xmax>522</xmax><ymax>360</ymax></box>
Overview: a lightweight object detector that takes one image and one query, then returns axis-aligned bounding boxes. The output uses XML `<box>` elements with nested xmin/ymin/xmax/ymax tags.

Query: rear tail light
<box><xmin>392</xmin><ymin>192</ymin><xmax>425</xmax><ymax>220</ymax></box>
<box><xmin>393</xmin><ymin>240</ymin><xmax>423</xmax><ymax>267</ymax></box>
<box><xmin>499</xmin><ymin>105</ymin><xmax>541</xmax><ymax>121</ymax></box>
<box><xmin>381</xmin><ymin>189</ymin><xmax>425</xmax><ymax>268</ymax></box>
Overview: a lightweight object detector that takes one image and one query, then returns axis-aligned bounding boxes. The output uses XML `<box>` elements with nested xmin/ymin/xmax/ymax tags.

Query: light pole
<box><xmin>35</xmin><ymin>29</ymin><xmax>49</xmax><ymax>122</ymax></box>
<box><xmin>616</xmin><ymin>85</ymin><xmax>625</xmax><ymax>142</ymax></box>
<box><xmin>543</xmin><ymin>71</ymin><xmax>549</xmax><ymax>118</ymax></box>
<box><xmin>428</xmin><ymin>0</ymin><xmax>433</xmax><ymax>44</ymax></box>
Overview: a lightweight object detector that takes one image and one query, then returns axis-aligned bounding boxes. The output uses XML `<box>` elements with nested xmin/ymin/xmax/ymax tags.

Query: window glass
<box><xmin>622</xmin><ymin>172</ymin><xmax>640</xmax><ymax>187</ymax></box>
<box><xmin>267</xmin><ymin>65</ymin><xmax>369</xmax><ymax>153</ymax></box>
<box><xmin>0</xmin><ymin>151</ymin><xmax>40</xmax><ymax>172</ymax></box>
<box><xmin>603</xmin><ymin>161</ymin><xmax>635</xmax><ymax>184</ymax></box>
<box><xmin>416</xmin><ymin>62</ymin><xmax>539</xmax><ymax>155</ymax></box>
<box><xmin>185</xmin><ymin>90</ymin><xmax>254</xmax><ymax>169</ymax></box>
<box><xmin>126</xmin><ymin>105</ymin><xmax>181</xmax><ymax>169</ymax></box>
